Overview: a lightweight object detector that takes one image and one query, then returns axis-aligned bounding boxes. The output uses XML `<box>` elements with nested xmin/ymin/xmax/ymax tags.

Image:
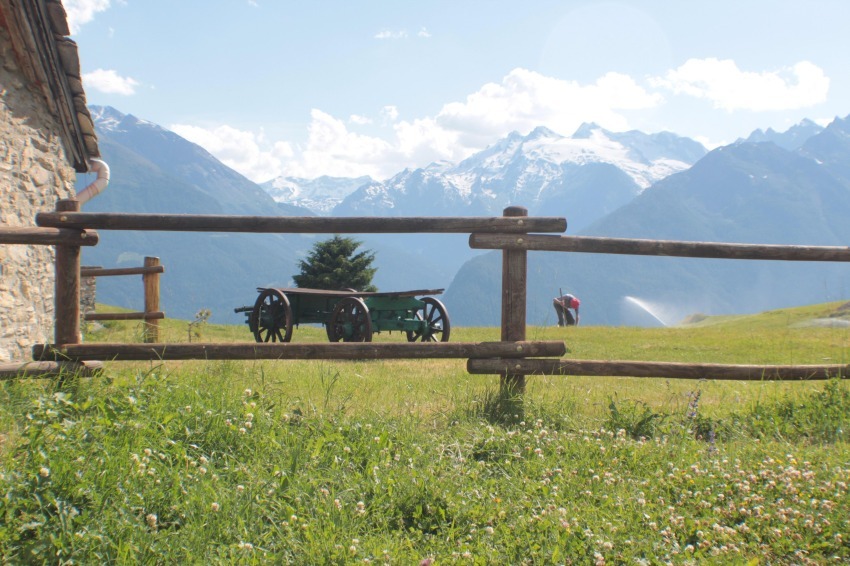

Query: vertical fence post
<box><xmin>499</xmin><ymin>206</ymin><xmax>528</xmax><ymax>420</ymax></box>
<box><xmin>143</xmin><ymin>256</ymin><xmax>161</xmax><ymax>343</ymax></box>
<box><xmin>54</xmin><ymin>199</ymin><xmax>81</xmax><ymax>345</ymax></box>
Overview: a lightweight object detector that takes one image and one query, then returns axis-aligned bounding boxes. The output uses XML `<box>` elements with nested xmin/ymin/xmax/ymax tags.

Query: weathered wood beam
<box><xmin>84</xmin><ymin>311</ymin><xmax>165</xmax><ymax>321</ymax></box>
<box><xmin>36</xmin><ymin>212</ymin><xmax>567</xmax><ymax>234</ymax></box>
<box><xmin>467</xmin><ymin>358</ymin><xmax>849</xmax><ymax>381</ymax></box>
<box><xmin>54</xmin><ymin>200</ymin><xmax>81</xmax><ymax>345</ymax></box>
<box><xmin>33</xmin><ymin>341</ymin><xmax>567</xmax><ymax>362</ymax></box>
<box><xmin>81</xmin><ymin>265</ymin><xmax>164</xmax><ymax>277</ymax></box>
<box><xmin>0</xmin><ymin>227</ymin><xmax>98</xmax><ymax>246</ymax></box>
<box><xmin>469</xmin><ymin>234</ymin><xmax>850</xmax><ymax>262</ymax></box>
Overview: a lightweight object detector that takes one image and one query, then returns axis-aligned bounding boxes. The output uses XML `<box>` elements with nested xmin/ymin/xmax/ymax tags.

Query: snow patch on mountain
<box><xmin>261</xmin><ymin>175</ymin><xmax>372</xmax><ymax>215</ymax></box>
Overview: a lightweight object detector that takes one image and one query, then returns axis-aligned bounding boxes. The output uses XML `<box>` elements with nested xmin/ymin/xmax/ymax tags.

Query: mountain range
<box><xmin>79</xmin><ymin>107</ymin><xmax>313</xmax><ymax>324</ymax></box>
<box><xmin>78</xmin><ymin>105</ymin><xmax>849</xmax><ymax>328</ymax></box>
<box><xmin>445</xmin><ymin>115</ymin><xmax>850</xmax><ymax>326</ymax></box>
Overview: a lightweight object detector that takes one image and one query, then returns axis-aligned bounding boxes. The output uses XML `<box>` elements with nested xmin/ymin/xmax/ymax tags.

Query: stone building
<box><xmin>0</xmin><ymin>0</ymin><xmax>99</xmax><ymax>361</ymax></box>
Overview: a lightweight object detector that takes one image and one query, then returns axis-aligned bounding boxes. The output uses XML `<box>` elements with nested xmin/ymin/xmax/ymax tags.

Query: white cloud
<box><xmin>170</xmin><ymin>123</ymin><xmax>292</xmax><ymax>183</ymax></box>
<box><xmin>434</xmin><ymin>68</ymin><xmax>662</xmax><ymax>148</ymax></box>
<box><xmin>170</xmin><ymin>67</ymin><xmax>672</xmax><ymax>181</ymax></box>
<box><xmin>349</xmin><ymin>114</ymin><xmax>372</xmax><ymax>125</ymax></box>
<box><xmin>64</xmin><ymin>0</ymin><xmax>112</xmax><ymax>34</ymax></box>
<box><xmin>381</xmin><ymin>105</ymin><xmax>399</xmax><ymax>122</ymax></box>
<box><xmin>651</xmin><ymin>58</ymin><xmax>829</xmax><ymax>111</ymax></box>
<box><xmin>286</xmin><ymin>110</ymin><xmax>397</xmax><ymax>179</ymax></box>
<box><xmin>82</xmin><ymin>68</ymin><xmax>139</xmax><ymax>95</ymax></box>
<box><xmin>418</xmin><ymin>27</ymin><xmax>432</xmax><ymax>38</ymax></box>
<box><xmin>374</xmin><ymin>30</ymin><xmax>408</xmax><ymax>40</ymax></box>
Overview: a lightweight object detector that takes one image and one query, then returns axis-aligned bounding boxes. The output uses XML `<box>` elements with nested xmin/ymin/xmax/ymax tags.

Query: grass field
<box><xmin>1</xmin><ymin>301</ymin><xmax>848</xmax><ymax>563</ymax></box>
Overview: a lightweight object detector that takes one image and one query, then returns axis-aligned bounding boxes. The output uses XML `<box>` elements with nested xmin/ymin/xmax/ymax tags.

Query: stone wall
<box><xmin>0</xmin><ymin>25</ymin><xmax>77</xmax><ymax>362</ymax></box>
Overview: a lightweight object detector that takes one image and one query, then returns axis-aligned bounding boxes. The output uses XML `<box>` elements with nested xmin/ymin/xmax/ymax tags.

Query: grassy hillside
<box><xmin>2</xmin><ymin>303</ymin><xmax>848</xmax><ymax>562</ymax></box>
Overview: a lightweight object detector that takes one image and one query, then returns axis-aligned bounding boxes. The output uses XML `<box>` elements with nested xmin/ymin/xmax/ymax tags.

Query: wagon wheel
<box><xmin>252</xmin><ymin>289</ymin><xmax>294</xmax><ymax>343</ymax></box>
<box><xmin>326</xmin><ymin>297</ymin><xmax>373</xmax><ymax>342</ymax></box>
<box><xmin>406</xmin><ymin>297</ymin><xmax>451</xmax><ymax>342</ymax></box>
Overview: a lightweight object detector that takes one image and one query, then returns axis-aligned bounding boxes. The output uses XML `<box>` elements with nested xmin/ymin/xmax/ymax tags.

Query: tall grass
<box><xmin>1</xmin><ymin>301</ymin><xmax>848</xmax><ymax>563</ymax></box>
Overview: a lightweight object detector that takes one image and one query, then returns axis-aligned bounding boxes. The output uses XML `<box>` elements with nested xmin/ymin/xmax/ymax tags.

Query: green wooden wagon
<box><xmin>235</xmin><ymin>287</ymin><xmax>450</xmax><ymax>343</ymax></box>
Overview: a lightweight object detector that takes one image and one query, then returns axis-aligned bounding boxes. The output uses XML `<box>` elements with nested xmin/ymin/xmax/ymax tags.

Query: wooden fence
<box><xmin>82</xmin><ymin>256</ymin><xmax>164</xmax><ymax>343</ymax></box>
<box><xmin>3</xmin><ymin>198</ymin><xmax>850</xmax><ymax>399</ymax></box>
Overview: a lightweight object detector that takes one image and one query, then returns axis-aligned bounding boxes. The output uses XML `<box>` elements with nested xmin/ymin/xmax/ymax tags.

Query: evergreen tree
<box><xmin>293</xmin><ymin>235</ymin><xmax>377</xmax><ymax>291</ymax></box>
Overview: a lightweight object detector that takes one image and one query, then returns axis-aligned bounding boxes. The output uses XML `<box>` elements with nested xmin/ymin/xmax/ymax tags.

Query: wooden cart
<box><xmin>235</xmin><ymin>287</ymin><xmax>450</xmax><ymax>343</ymax></box>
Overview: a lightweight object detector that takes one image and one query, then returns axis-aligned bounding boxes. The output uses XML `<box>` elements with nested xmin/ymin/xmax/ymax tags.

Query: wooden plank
<box><xmin>84</xmin><ymin>311</ymin><xmax>165</xmax><ymax>321</ymax></box>
<box><xmin>467</xmin><ymin>358</ymin><xmax>850</xmax><ymax>380</ymax></box>
<box><xmin>0</xmin><ymin>227</ymin><xmax>98</xmax><ymax>246</ymax></box>
<box><xmin>36</xmin><ymin>212</ymin><xmax>567</xmax><ymax>234</ymax></box>
<box><xmin>33</xmin><ymin>340</ymin><xmax>567</xmax><ymax>361</ymax></box>
<box><xmin>0</xmin><ymin>361</ymin><xmax>104</xmax><ymax>380</ymax></box>
<box><xmin>81</xmin><ymin>265</ymin><xmax>164</xmax><ymax>277</ymax></box>
<box><xmin>263</xmin><ymin>287</ymin><xmax>444</xmax><ymax>298</ymax></box>
<box><xmin>470</xmin><ymin>233</ymin><xmax>850</xmax><ymax>262</ymax></box>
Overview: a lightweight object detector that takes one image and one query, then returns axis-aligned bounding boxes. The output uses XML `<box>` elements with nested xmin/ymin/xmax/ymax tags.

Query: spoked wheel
<box><xmin>252</xmin><ymin>289</ymin><xmax>294</xmax><ymax>343</ymax></box>
<box><xmin>406</xmin><ymin>297</ymin><xmax>451</xmax><ymax>342</ymax></box>
<box><xmin>326</xmin><ymin>297</ymin><xmax>373</xmax><ymax>342</ymax></box>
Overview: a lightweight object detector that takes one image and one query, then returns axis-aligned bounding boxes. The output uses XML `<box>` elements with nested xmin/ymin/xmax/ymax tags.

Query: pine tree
<box><xmin>293</xmin><ymin>235</ymin><xmax>377</xmax><ymax>291</ymax></box>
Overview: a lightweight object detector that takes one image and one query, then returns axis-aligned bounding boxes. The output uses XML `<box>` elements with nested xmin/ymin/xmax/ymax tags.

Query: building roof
<box><xmin>0</xmin><ymin>0</ymin><xmax>99</xmax><ymax>172</ymax></box>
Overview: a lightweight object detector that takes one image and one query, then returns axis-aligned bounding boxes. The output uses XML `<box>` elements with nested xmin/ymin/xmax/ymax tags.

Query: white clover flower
<box><xmin>146</xmin><ymin>514</ymin><xmax>157</xmax><ymax>529</ymax></box>
<box><xmin>211</xmin><ymin>502</ymin><xmax>220</xmax><ymax>512</ymax></box>
<box><xmin>38</xmin><ymin>467</ymin><xmax>50</xmax><ymax>478</ymax></box>
<box><xmin>244</xmin><ymin>389</ymin><xmax>252</xmax><ymax>397</ymax></box>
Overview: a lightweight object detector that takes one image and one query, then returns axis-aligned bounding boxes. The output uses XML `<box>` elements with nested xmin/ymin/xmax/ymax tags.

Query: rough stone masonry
<box><xmin>0</xmin><ymin>24</ymin><xmax>76</xmax><ymax>362</ymax></box>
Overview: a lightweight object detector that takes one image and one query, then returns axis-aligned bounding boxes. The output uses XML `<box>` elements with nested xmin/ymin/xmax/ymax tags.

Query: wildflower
<box><xmin>238</xmin><ymin>541</ymin><xmax>254</xmax><ymax>550</ymax></box>
<box><xmin>244</xmin><ymin>388</ymin><xmax>252</xmax><ymax>397</ymax></box>
<box><xmin>146</xmin><ymin>514</ymin><xmax>157</xmax><ymax>529</ymax></box>
<box><xmin>239</xmin><ymin>427</ymin><xmax>247</xmax><ymax>434</ymax></box>
<box><xmin>38</xmin><ymin>467</ymin><xmax>50</xmax><ymax>478</ymax></box>
<box><xmin>236</xmin><ymin>485</ymin><xmax>245</xmax><ymax>493</ymax></box>
<box><xmin>144</xmin><ymin>448</ymin><xmax>153</xmax><ymax>457</ymax></box>
<box><xmin>211</xmin><ymin>502</ymin><xmax>220</xmax><ymax>512</ymax></box>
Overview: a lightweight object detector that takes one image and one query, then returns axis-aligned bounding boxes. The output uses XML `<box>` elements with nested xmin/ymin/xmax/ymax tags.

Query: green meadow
<box><xmin>1</xmin><ymin>302</ymin><xmax>848</xmax><ymax>564</ymax></box>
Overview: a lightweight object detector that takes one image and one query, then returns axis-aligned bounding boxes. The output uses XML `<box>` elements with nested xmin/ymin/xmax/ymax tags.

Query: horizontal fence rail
<box><xmin>468</xmin><ymin>358</ymin><xmax>849</xmax><ymax>381</ymax></box>
<box><xmin>84</xmin><ymin>311</ymin><xmax>165</xmax><ymax>322</ymax></box>
<box><xmin>0</xmin><ymin>226</ymin><xmax>98</xmax><ymax>246</ymax></box>
<box><xmin>81</xmin><ymin>265</ymin><xmax>164</xmax><ymax>277</ymax></box>
<box><xmin>34</xmin><ymin>340</ymin><xmax>567</xmax><ymax>362</ymax></box>
<box><xmin>470</xmin><ymin>234</ymin><xmax>850</xmax><ymax>262</ymax></box>
<box><xmin>37</xmin><ymin>212</ymin><xmax>567</xmax><ymax>234</ymax></box>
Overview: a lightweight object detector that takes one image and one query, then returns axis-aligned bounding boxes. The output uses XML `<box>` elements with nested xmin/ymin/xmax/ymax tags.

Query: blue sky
<box><xmin>69</xmin><ymin>0</ymin><xmax>850</xmax><ymax>183</ymax></box>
